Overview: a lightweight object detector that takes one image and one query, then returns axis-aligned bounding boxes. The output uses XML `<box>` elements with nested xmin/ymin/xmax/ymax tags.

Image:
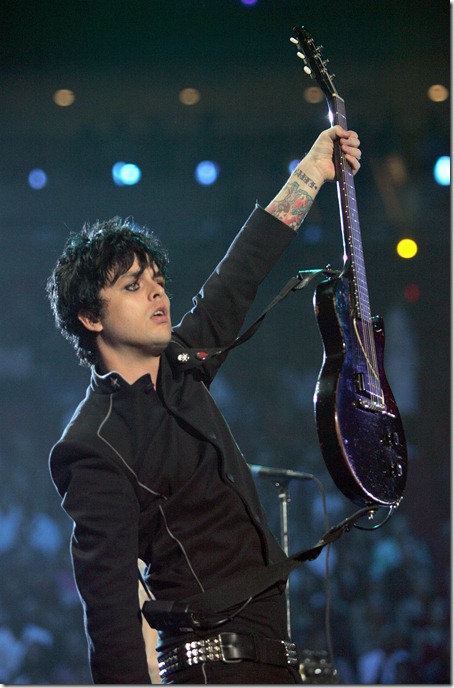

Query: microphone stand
<box><xmin>249</xmin><ymin>465</ymin><xmax>314</xmax><ymax>640</ymax></box>
<box><xmin>276</xmin><ymin>476</ymin><xmax>292</xmax><ymax>638</ymax></box>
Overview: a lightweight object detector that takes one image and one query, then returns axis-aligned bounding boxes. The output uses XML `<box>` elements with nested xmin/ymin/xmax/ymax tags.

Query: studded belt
<box><xmin>157</xmin><ymin>632</ymin><xmax>299</xmax><ymax>680</ymax></box>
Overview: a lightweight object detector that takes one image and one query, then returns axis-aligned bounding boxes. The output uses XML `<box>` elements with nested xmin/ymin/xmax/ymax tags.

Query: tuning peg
<box><xmin>289</xmin><ymin>37</ymin><xmax>298</xmax><ymax>45</ymax></box>
<box><xmin>296</xmin><ymin>51</ymin><xmax>306</xmax><ymax>61</ymax></box>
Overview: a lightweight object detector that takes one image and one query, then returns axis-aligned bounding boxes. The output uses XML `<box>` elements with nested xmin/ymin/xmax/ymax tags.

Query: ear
<box><xmin>78</xmin><ymin>310</ymin><xmax>103</xmax><ymax>333</ymax></box>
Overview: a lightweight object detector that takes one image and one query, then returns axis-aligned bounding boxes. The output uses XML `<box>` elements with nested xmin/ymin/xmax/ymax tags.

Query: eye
<box><xmin>125</xmin><ymin>280</ymin><xmax>140</xmax><ymax>292</ymax></box>
<box><xmin>153</xmin><ymin>274</ymin><xmax>166</xmax><ymax>290</ymax></box>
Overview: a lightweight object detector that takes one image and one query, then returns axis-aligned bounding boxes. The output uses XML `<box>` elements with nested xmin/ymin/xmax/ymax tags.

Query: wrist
<box><xmin>295</xmin><ymin>155</ymin><xmax>327</xmax><ymax>189</ymax></box>
<box><xmin>292</xmin><ymin>166</ymin><xmax>323</xmax><ymax>193</ymax></box>
<box><xmin>265</xmin><ymin>158</ymin><xmax>326</xmax><ymax>231</ymax></box>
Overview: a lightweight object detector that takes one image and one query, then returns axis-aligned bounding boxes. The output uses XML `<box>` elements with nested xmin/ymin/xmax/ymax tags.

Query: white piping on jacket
<box><xmin>97</xmin><ymin>395</ymin><xmax>204</xmax><ymax>592</ymax></box>
<box><xmin>97</xmin><ymin>394</ymin><xmax>166</xmax><ymax>499</ymax></box>
<box><xmin>158</xmin><ymin>504</ymin><xmax>205</xmax><ymax>593</ymax></box>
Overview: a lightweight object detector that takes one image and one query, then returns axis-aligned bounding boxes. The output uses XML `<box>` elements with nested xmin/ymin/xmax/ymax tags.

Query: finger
<box><xmin>345</xmin><ymin>154</ymin><xmax>361</xmax><ymax>175</ymax></box>
<box><xmin>342</xmin><ymin>145</ymin><xmax>362</xmax><ymax>160</ymax></box>
<box><xmin>333</xmin><ymin>125</ymin><xmax>359</xmax><ymax>141</ymax></box>
<box><xmin>327</xmin><ymin>124</ymin><xmax>348</xmax><ymax>140</ymax></box>
<box><xmin>341</xmin><ymin>134</ymin><xmax>361</xmax><ymax>150</ymax></box>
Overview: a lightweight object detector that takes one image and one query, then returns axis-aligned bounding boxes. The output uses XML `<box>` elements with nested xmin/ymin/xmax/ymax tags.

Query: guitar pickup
<box><xmin>354</xmin><ymin>372</ymin><xmax>366</xmax><ymax>393</ymax></box>
<box><xmin>353</xmin><ymin>373</ymin><xmax>386</xmax><ymax>413</ymax></box>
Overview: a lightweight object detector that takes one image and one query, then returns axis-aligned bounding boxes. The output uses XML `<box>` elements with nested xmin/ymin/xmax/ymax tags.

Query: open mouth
<box><xmin>151</xmin><ymin>306</ymin><xmax>168</xmax><ymax>321</ymax></box>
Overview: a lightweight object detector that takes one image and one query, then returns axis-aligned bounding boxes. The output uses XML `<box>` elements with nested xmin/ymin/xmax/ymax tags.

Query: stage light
<box><xmin>303</xmin><ymin>86</ymin><xmax>324</xmax><ymax>104</ymax></box>
<box><xmin>195</xmin><ymin>161</ymin><xmax>219</xmax><ymax>186</ymax></box>
<box><xmin>303</xmin><ymin>223</ymin><xmax>322</xmax><ymax>244</ymax></box>
<box><xmin>28</xmin><ymin>168</ymin><xmax>47</xmax><ymax>189</ymax></box>
<box><xmin>427</xmin><ymin>84</ymin><xmax>449</xmax><ymax>102</ymax></box>
<box><xmin>179</xmin><ymin>88</ymin><xmax>200</xmax><ymax>105</ymax></box>
<box><xmin>386</xmin><ymin>154</ymin><xmax>407</xmax><ymax>185</ymax></box>
<box><xmin>397</xmin><ymin>238</ymin><xmax>418</xmax><ymax>259</ymax></box>
<box><xmin>288</xmin><ymin>159</ymin><xmax>299</xmax><ymax>174</ymax></box>
<box><xmin>112</xmin><ymin>162</ymin><xmax>142</xmax><ymax>186</ymax></box>
<box><xmin>433</xmin><ymin>156</ymin><xmax>450</xmax><ymax>186</ymax></box>
<box><xmin>53</xmin><ymin>89</ymin><xmax>75</xmax><ymax>107</ymax></box>
<box><xmin>240</xmin><ymin>0</ymin><xmax>258</xmax><ymax>5</ymax></box>
<box><xmin>404</xmin><ymin>283</ymin><xmax>420</xmax><ymax>303</ymax></box>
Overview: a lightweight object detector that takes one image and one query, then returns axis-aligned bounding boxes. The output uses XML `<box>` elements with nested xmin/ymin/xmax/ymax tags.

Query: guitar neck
<box><xmin>330</xmin><ymin>95</ymin><xmax>371</xmax><ymax>322</ymax></box>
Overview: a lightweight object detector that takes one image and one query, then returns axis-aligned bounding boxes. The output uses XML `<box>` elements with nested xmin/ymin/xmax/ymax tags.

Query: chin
<box><xmin>152</xmin><ymin>337</ymin><xmax>172</xmax><ymax>356</ymax></box>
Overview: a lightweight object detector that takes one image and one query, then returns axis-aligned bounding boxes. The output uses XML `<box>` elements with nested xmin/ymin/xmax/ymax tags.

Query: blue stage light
<box><xmin>303</xmin><ymin>223</ymin><xmax>322</xmax><ymax>244</ymax></box>
<box><xmin>112</xmin><ymin>162</ymin><xmax>142</xmax><ymax>186</ymax></box>
<box><xmin>28</xmin><ymin>168</ymin><xmax>47</xmax><ymax>189</ymax></box>
<box><xmin>195</xmin><ymin>161</ymin><xmax>219</xmax><ymax>186</ymax></box>
<box><xmin>434</xmin><ymin>156</ymin><xmax>450</xmax><ymax>186</ymax></box>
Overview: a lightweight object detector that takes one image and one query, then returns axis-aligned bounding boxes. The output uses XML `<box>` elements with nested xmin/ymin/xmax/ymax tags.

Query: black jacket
<box><xmin>50</xmin><ymin>206</ymin><xmax>296</xmax><ymax>683</ymax></box>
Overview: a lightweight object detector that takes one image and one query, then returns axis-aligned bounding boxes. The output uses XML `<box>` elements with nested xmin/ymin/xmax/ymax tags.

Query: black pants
<box><xmin>162</xmin><ymin>660</ymin><xmax>303</xmax><ymax>684</ymax></box>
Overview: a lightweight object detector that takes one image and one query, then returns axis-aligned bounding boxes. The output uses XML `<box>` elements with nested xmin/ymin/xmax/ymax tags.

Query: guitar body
<box><xmin>314</xmin><ymin>275</ymin><xmax>407</xmax><ymax>506</ymax></box>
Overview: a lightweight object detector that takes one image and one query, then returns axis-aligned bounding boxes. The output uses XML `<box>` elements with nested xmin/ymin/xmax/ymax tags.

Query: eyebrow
<box><xmin>117</xmin><ymin>266</ymin><xmax>165</xmax><ymax>282</ymax></box>
<box><xmin>117</xmin><ymin>268</ymin><xmax>144</xmax><ymax>281</ymax></box>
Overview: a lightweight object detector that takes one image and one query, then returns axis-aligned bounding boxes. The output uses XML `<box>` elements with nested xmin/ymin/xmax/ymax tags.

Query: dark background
<box><xmin>0</xmin><ymin>1</ymin><xmax>450</xmax><ymax>683</ymax></box>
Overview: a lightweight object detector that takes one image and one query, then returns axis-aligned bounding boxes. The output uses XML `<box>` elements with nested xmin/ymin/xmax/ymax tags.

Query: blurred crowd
<box><xmin>288</xmin><ymin>507</ymin><xmax>450</xmax><ymax>684</ymax></box>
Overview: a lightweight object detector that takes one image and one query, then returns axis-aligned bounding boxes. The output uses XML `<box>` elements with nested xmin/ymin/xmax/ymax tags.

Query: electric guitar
<box><xmin>291</xmin><ymin>26</ymin><xmax>407</xmax><ymax>507</ymax></box>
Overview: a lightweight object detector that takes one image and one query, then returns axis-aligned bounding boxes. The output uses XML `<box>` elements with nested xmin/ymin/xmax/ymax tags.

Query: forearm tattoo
<box><xmin>294</xmin><ymin>168</ymin><xmax>319</xmax><ymax>191</ymax></box>
<box><xmin>267</xmin><ymin>181</ymin><xmax>314</xmax><ymax>230</ymax></box>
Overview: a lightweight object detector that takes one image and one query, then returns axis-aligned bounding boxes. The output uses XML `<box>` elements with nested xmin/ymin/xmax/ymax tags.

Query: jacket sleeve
<box><xmin>173</xmin><ymin>205</ymin><xmax>295</xmax><ymax>356</ymax></box>
<box><xmin>53</xmin><ymin>442</ymin><xmax>152</xmax><ymax>684</ymax></box>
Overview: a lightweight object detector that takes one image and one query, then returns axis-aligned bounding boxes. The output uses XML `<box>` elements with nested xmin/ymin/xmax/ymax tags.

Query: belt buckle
<box><xmin>219</xmin><ymin>633</ymin><xmax>249</xmax><ymax>664</ymax></box>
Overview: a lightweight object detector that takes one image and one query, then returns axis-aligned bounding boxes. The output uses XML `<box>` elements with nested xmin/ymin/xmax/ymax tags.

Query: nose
<box><xmin>147</xmin><ymin>279</ymin><xmax>165</xmax><ymax>300</ymax></box>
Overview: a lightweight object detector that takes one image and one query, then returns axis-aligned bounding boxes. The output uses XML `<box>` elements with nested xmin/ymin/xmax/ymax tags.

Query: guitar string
<box><xmin>345</xmin><ymin>170</ymin><xmax>381</xmax><ymax>396</ymax></box>
<box><xmin>346</xmin><ymin>164</ymin><xmax>382</xmax><ymax>405</ymax></box>
<box><xmin>334</xmin><ymin>99</ymin><xmax>382</xmax><ymax>407</ymax></box>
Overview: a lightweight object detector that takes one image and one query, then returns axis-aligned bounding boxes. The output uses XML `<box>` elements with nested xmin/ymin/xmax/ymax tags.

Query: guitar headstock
<box><xmin>290</xmin><ymin>25</ymin><xmax>338</xmax><ymax>102</ymax></box>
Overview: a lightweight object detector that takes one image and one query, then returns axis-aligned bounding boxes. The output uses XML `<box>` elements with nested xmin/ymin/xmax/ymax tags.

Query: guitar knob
<box><xmin>383</xmin><ymin>431</ymin><xmax>400</xmax><ymax>446</ymax></box>
<box><xmin>390</xmin><ymin>461</ymin><xmax>404</xmax><ymax>478</ymax></box>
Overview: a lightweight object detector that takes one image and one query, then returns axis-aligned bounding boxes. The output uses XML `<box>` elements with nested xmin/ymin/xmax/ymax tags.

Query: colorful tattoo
<box><xmin>267</xmin><ymin>181</ymin><xmax>314</xmax><ymax>230</ymax></box>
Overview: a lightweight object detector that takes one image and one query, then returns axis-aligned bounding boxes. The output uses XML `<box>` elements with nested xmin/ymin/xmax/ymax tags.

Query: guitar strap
<box><xmin>141</xmin><ymin>505</ymin><xmax>381</xmax><ymax>629</ymax></box>
<box><xmin>140</xmin><ymin>265</ymin><xmax>368</xmax><ymax>630</ymax></box>
<box><xmin>169</xmin><ymin>267</ymin><xmax>340</xmax><ymax>372</ymax></box>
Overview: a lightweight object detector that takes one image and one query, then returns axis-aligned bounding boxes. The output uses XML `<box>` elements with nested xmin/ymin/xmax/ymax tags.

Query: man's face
<box><xmin>87</xmin><ymin>256</ymin><xmax>172</xmax><ymax>361</ymax></box>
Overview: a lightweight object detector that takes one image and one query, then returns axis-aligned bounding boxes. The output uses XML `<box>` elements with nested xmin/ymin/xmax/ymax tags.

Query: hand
<box><xmin>265</xmin><ymin>126</ymin><xmax>361</xmax><ymax>231</ymax></box>
<box><xmin>305</xmin><ymin>125</ymin><xmax>362</xmax><ymax>183</ymax></box>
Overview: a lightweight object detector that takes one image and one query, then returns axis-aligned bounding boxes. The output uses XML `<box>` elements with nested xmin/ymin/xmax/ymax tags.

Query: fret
<box><xmin>331</xmin><ymin>95</ymin><xmax>372</xmax><ymax>323</ymax></box>
<box><xmin>330</xmin><ymin>95</ymin><xmax>381</xmax><ymax>402</ymax></box>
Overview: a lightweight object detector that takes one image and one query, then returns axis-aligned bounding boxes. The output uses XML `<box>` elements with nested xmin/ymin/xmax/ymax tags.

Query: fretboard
<box><xmin>331</xmin><ymin>94</ymin><xmax>372</xmax><ymax>325</ymax></box>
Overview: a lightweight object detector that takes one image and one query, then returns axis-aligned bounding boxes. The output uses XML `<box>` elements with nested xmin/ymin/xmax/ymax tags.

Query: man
<box><xmin>47</xmin><ymin>125</ymin><xmax>361</xmax><ymax>684</ymax></box>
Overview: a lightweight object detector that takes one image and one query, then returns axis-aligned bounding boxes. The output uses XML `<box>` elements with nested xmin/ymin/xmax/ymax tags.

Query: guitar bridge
<box><xmin>353</xmin><ymin>371</ymin><xmax>387</xmax><ymax>413</ymax></box>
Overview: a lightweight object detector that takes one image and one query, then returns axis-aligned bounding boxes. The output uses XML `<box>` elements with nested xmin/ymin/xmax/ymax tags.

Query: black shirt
<box><xmin>50</xmin><ymin>206</ymin><xmax>296</xmax><ymax>683</ymax></box>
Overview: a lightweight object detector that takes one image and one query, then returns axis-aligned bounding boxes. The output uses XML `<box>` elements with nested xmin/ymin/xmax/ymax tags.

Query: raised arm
<box><xmin>173</xmin><ymin>126</ymin><xmax>361</xmax><ymax>358</ymax></box>
<box><xmin>266</xmin><ymin>125</ymin><xmax>361</xmax><ymax>230</ymax></box>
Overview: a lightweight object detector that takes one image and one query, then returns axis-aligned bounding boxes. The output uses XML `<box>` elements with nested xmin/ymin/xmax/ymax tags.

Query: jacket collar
<box><xmin>89</xmin><ymin>341</ymin><xmax>189</xmax><ymax>397</ymax></box>
<box><xmin>90</xmin><ymin>367</ymin><xmax>153</xmax><ymax>394</ymax></box>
